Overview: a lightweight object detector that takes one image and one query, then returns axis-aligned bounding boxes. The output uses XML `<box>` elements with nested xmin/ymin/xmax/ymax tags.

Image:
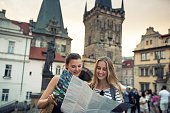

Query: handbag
<box><xmin>39</xmin><ymin>104</ymin><xmax>54</xmax><ymax>113</ymax></box>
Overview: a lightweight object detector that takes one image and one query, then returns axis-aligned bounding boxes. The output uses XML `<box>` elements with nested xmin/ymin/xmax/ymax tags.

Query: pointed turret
<box><xmin>95</xmin><ymin>0</ymin><xmax>112</xmax><ymax>8</ymax></box>
<box><xmin>84</xmin><ymin>2</ymin><xmax>87</xmax><ymax>16</ymax></box>
<box><xmin>33</xmin><ymin>0</ymin><xmax>68</xmax><ymax>38</ymax></box>
<box><xmin>121</xmin><ymin>0</ymin><xmax>124</xmax><ymax>11</ymax></box>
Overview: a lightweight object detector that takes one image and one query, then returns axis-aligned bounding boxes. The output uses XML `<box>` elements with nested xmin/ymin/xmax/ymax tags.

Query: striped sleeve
<box><xmin>115</xmin><ymin>89</ymin><xmax>122</xmax><ymax>103</ymax></box>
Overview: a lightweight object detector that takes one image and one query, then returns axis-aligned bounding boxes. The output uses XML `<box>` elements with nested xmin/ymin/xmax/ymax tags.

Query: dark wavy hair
<box><xmin>141</xmin><ymin>91</ymin><xmax>146</xmax><ymax>97</ymax></box>
<box><xmin>65</xmin><ymin>53</ymin><xmax>81</xmax><ymax>65</ymax></box>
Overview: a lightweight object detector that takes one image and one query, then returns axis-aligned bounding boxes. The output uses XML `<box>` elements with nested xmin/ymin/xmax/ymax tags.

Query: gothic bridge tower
<box><xmin>30</xmin><ymin>0</ymin><xmax>72</xmax><ymax>58</ymax></box>
<box><xmin>80</xmin><ymin>0</ymin><xmax>125</xmax><ymax>82</ymax></box>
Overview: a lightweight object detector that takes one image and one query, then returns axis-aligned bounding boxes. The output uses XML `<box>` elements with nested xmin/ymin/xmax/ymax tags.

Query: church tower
<box><xmin>30</xmin><ymin>0</ymin><xmax>72</xmax><ymax>57</ymax></box>
<box><xmin>81</xmin><ymin>0</ymin><xmax>125</xmax><ymax>82</ymax></box>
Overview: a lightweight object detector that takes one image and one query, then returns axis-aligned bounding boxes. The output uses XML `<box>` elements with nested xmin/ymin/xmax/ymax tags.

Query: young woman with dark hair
<box><xmin>37</xmin><ymin>53</ymin><xmax>82</xmax><ymax>113</ymax></box>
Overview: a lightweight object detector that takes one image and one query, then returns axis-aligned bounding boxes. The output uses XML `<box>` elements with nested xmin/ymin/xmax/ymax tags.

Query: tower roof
<box><xmin>95</xmin><ymin>0</ymin><xmax>112</xmax><ymax>8</ymax></box>
<box><xmin>84</xmin><ymin>2</ymin><xmax>87</xmax><ymax>16</ymax></box>
<box><xmin>33</xmin><ymin>0</ymin><xmax>69</xmax><ymax>38</ymax></box>
<box><xmin>121</xmin><ymin>0</ymin><xmax>124</xmax><ymax>11</ymax></box>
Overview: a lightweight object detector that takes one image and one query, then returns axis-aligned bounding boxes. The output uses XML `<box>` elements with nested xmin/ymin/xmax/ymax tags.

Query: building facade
<box><xmin>0</xmin><ymin>10</ymin><xmax>32</xmax><ymax>106</ymax></box>
<box><xmin>81</xmin><ymin>0</ymin><xmax>125</xmax><ymax>82</ymax></box>
<box><xmin>133</xmin><ymin>27</ymin><xmax>170</xmax><ymax>92</ymax></box>
<box><xmin>122</xmin><ymin>59</ymin><xmax>134</xmax><ymax>87</ymax></box>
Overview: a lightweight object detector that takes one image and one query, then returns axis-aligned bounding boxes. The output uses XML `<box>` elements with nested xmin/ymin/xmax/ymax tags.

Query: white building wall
<box><xmin>0</xmin><ymin>11</ymin><xmax>65</xmax><ymax>107</ymax></box>
<box><xmin>0</xmin><ymin>12</ymin><xmax>32</xmax><ymax>106</ymax></box>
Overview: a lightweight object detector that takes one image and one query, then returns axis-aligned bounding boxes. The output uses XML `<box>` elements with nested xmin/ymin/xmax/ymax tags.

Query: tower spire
<box><xmin>34</xmin><ymin>0</ymin><xmax>68</xmax><ymax>38</ymax></box>
<box><xmin>84</xmin><ymin>2</ymin><xmax>87</xmax><ymax>16</ymax></box>
<box><xmin>95</xmin><ymin>0</ymin><xmax>112</xmax><ymax>8</ymax></box>
<box><xmin>121</xmin><ymin>0</ymin><xmax>124</xmax><ymax>11</ymax></box>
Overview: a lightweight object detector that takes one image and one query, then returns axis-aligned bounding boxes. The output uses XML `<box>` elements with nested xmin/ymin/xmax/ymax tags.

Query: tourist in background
<box><xmin>134</xmin><ymin>89</ymin><xmax>140</xmax><ymax>113</ymax></box>
<box><xmin>145</xmin><ymin>89</ymin><xmax>152</xmax><ymax>112</ymax></box>
<box><xmin>129</xmin><ymin>88</ymin><xmax>136</xmax><ymax>113</ymax></box>
<box><xmin>152</xmin><ymin>92</ymin><xmax>159</xmax><ymax>113</ymax></box>
<box><xmin>139</xmin><ymin>91</ymin><xmax>149</xmax><ymax>113</ymax></box>
<box><xmin>159</xmin><ymin>85</ymin><xmax>170</xmax><ymax>113</ymax></box>
<box><xmin>123</xmin><ymin>87</ymin><xmax>130</xmax><ymax>113</ymax></box>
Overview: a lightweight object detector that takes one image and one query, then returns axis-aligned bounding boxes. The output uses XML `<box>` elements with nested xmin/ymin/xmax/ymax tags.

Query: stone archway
<box><xmin>79</xmin><ymin>68</ymin><xmax>93</xmax><ymax>82</ymax></box>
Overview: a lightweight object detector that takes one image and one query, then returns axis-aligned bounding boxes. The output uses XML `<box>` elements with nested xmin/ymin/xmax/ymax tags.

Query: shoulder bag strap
<box><xmin>110</xmin><ymin>85</ymin><xmax>116</xmax><ymax>101</ymax></box>
<box><xmin>89</xmin><ymin>83</ymin><xmax>94</xmax><ymax>90</ymax></box>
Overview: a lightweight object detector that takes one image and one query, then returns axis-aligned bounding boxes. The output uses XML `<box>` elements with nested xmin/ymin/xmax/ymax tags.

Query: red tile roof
<box><xmin>122</xmin><ymin>60</ymin><xmax>134</xmax><ymax>68</ymax></box>
<box><xmin>29</xmin><ymin>46</ymin><xmax>65</xmax><ymax>62</ymax></box>
<box><xmin>12</xmin><ymin>21</ymin><xmax>30</xmax><ymax>35</ymax></box>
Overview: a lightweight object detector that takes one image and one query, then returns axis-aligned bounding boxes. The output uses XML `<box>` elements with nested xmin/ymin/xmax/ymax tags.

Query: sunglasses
<box><xmin>100</xmin><ymin>90</ymin><xmax>104</xmax><ymax>96</ymax></box>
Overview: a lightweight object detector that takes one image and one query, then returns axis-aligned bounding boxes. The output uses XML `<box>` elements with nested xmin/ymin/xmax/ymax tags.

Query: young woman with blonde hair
<box><xmin>90</xmin><ymin>56</ymin><xmax>124</xmax><ymax>103</ymax></box>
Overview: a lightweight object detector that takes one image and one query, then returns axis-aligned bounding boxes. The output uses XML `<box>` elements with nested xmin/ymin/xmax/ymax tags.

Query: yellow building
<box><xmin>133</xmin><ymin>27</ymin><xmax>170</xmax><ymax>93</ymax></box>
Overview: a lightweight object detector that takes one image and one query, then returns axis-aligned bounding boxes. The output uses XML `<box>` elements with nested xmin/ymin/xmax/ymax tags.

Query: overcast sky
<box><xmin>1</xmin><ymin>0</ymin><xmax>170</xmax><ymax>57</ymax></box>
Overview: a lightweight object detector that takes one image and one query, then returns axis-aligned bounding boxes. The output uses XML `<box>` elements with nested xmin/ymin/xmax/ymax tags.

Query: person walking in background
<box><xmin>159</xmin><ymin>85</ymin><xmax>170</xmax><ymax>113</ymax></box>
<box><xmin>139</xmin><ymin>91</ymin><xmax>149</xmax><ymax>113</ymax></box>
<box><xmin>145</xmin><ymin>89</ymin><xmax>152</xmax><ymax>112</ymax></box>
<box><xmin>152</xmin><ymin>92</ymin><xmax>159</xmax><ymax>113</ymax></box>
<box><xmin>123</xmin><ymin>87</ymin><xmax>130</xmax><ymax>113</ymax></box>
<box><xmin>129</xmin><ymin>88</ymin><xmax>136</xmax><ymax>113</ymax></box>
<box><xmin>134</xmin><ymin>89</ymin><xmax>140</xmax><ymax>113</ymax></box>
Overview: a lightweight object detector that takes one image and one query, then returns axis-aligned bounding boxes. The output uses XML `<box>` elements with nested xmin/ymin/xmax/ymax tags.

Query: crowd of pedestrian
<box><xmin>123</xmin><ymin>85</ymin><xmax>170</xmax><ymax>113</ymax></box>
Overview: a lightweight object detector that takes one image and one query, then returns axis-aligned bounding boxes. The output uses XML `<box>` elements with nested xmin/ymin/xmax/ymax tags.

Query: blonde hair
<box><xmin>91</xmin><ymin>56</ymin><xmax>123</xmax><ymax>101</ymax></box>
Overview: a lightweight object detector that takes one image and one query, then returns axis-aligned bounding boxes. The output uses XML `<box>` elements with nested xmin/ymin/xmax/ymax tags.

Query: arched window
<box><xmin>56</xmin><ymin>66</ymin><xmax>61</xmax><ymax>75</ymax></box>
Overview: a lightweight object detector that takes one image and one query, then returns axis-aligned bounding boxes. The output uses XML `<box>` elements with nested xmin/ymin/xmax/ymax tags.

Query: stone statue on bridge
<box><xmin>43</xmin><ymin>41</ymin><xmax>56</xmax><ymax>75</ymax></box>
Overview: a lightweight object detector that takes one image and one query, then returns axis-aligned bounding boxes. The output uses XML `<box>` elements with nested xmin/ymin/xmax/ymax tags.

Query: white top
<box><xmin>139</xmin><ymin>97</ymin><xmax>148</xmax><ymax>109</ymax></box>
<box><xmin>94</xmin><ymin>88</ymin><xmax>122</xmax><ymax>103</ymax></box>
<box><xmin>159</xmin><ymin>90</ymin><xmax>170</xmax><ymax>103</ymax></box>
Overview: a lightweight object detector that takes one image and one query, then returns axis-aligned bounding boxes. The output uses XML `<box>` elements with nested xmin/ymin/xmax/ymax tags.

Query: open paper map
<box><xmin>53</xmin><ymin>70</ymin><xmax>132</xmax><ymax>113</ymax></box>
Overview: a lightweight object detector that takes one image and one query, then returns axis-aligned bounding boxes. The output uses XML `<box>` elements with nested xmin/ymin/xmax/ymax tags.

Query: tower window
<box><xmin>51</xmin><ymin>28</ymin><xmax>57</xmax><ymax>34</ymax></box>
<box><xmin>88</xmin><ymin>36</ymin><xmax>91</xmax><ymax>45</ymax></box>
<box><xmin>61</xmin><ymin>45</ymin><xmax>66</xmax><ymax>52</ymax></box>
<box><xmin>107</xmin><ymin>52</ymin><xmax>113</xmax><ymax>60</ymax></box>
